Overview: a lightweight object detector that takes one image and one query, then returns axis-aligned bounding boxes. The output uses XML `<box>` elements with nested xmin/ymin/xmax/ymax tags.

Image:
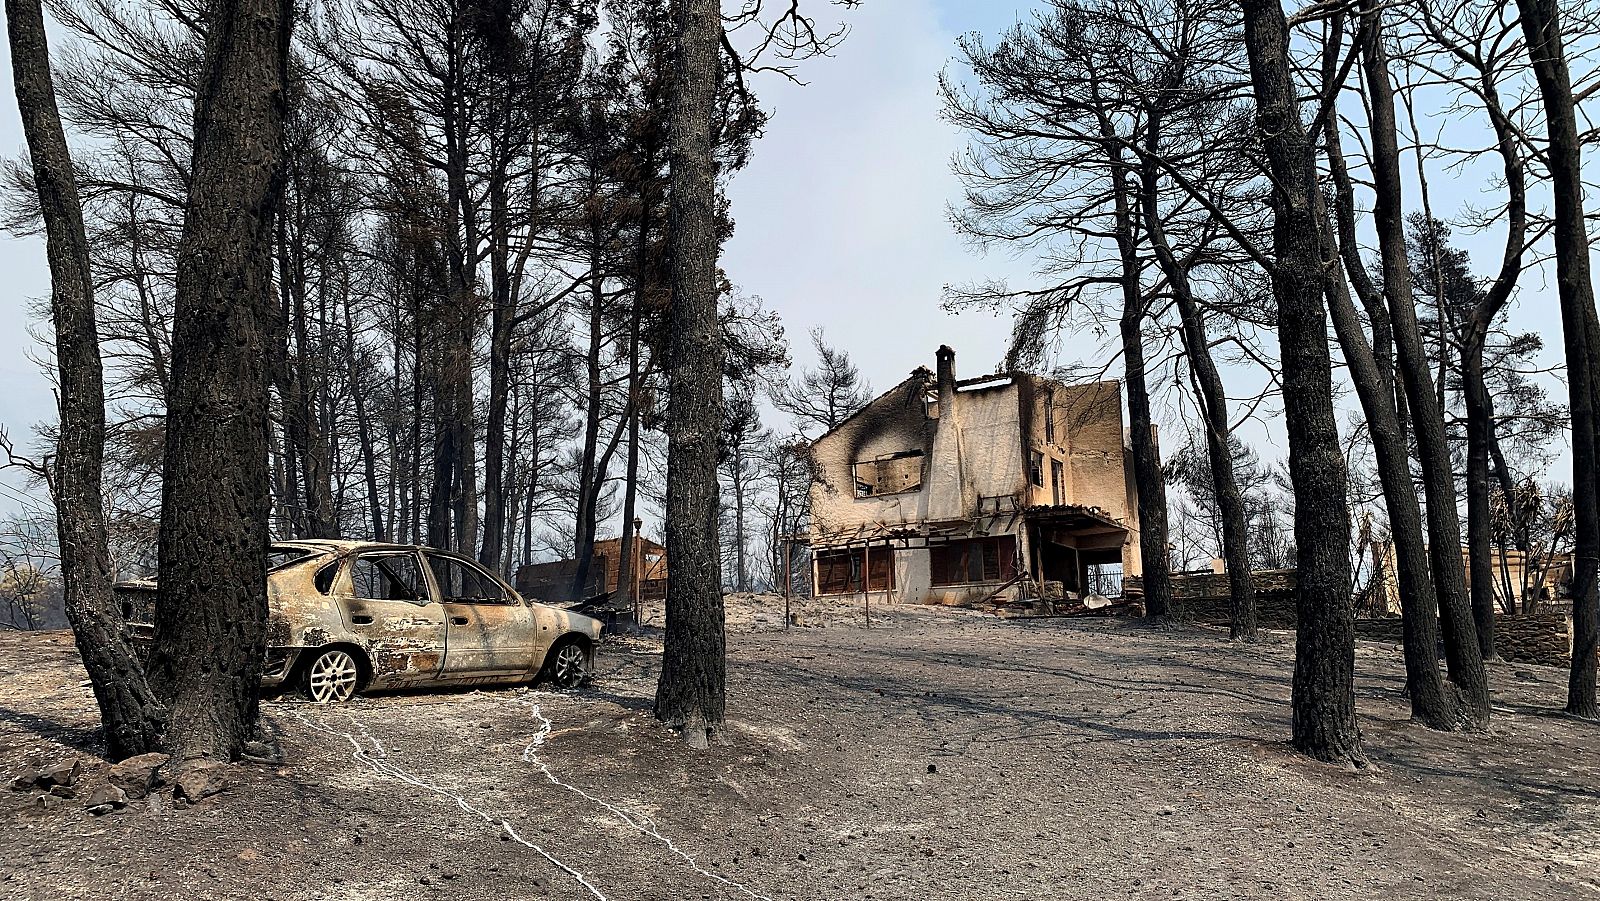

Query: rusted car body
<box><xmin>117</xmin><ymin>540</ymin><xmax>603</xmax><ymax>702</ymax></box>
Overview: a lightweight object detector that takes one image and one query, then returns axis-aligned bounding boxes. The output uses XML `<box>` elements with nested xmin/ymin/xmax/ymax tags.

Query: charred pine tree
<box><xmin>1514</xmin><ymin>0</ymin><xmax>1600</xmax><ymax>719</ymax></box>
<box><xmin>1137</xmin><ymin>170</ymin><xmax>1254</xmax><ymax>638</ymax></box>
<box><xmin>1121</xmin><ymin>13</ymin><xmax>1257</xmax><ymax>636</ymax></box>
<box><xmin>1359</xmin><ymin>0</ymin><xmax>1489</xmax><ymax>728</ymax></box>
<box><xmin>148</xmin><ymin>0</ymin><xmax>292</xmax><ymax>761</ymax></box>
<box><xmin>1412</xmin><ymin>2</ymin><xmax>1529</xmax><ymax>659</ymax></box>
<box><xmin>1237</xmin><ymin>0</ymin><xmax>1366</xmax><ymax>766</ymax></box>
<box><xmin>1317</xmin><ymin>13</ymin><xmax>1462</xmax><ymax>731</ymax></box>
<box><xmin>5</xmin><ymin>0</ymin><xmax>167</xmax><ymax>759</ymax></box>
<box><xmin>1110</xmin><ymin>165</ymin><xmax>1174</xmax><ymax>621</ymax></box>
<box><xmin>654</xmin><ymin>0</ymin><xmax>727</xmax><ymax>745</ymax></box>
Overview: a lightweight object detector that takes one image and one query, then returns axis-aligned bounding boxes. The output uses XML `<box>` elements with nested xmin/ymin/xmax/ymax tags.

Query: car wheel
<box><xmin>544</xmin><ymin>639</ymin><xmax>589</xmax><ymax>689</ymax></box>
<box><xmin>303</xmin><ymin>647</ymin><xmax>361</xmax><ymax>703</ymax></box>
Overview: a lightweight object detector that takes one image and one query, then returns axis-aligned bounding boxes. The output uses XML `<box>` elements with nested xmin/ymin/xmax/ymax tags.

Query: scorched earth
<box><xmin>2</xmin><ymin>597</ymin><xmax>1597</xmax><ymax>901</ymax></box>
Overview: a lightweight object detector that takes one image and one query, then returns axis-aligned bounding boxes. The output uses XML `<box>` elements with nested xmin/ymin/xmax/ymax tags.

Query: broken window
<box><xmin>351</xmin><ymin>553</ymin><xmax>428</xmax><ymax>604</ymax></box>
<box><xmin>1051</xmin><ymin>459</ymin><xmax>1065</xmax><ymax>505</ymax></box>
<box><xmin>930</xmin><ymin>535</ymin><xmax>1017</xmax><ymax>586</ymax></box>
<box><xmin>1043</xmin><ymin>390</ymin><xmax>1056</xmax><ymax>443</ymax></box>
<box><xmin>815</xmin><ymin>547</ymin><xmax>895</xmax><ymax>595</ymax></box>
<box><xmin>427</xmin><ymin>554</ymin><xmax>511</xmax><ymax>604</ymax></box>
<box><xmin>268</xmin><ymin>546</ymin><xmax>317</xmax><ymax>571</ymax></box>
<box><xmin>853</xmin><ymin>450</ymin><xmax>925</xmax><ymax>498</ymax></box>
<box><xmin>1029</xmin><ymin>452</ymin><xmax>1045</xmax><ymax>487</ymax></box>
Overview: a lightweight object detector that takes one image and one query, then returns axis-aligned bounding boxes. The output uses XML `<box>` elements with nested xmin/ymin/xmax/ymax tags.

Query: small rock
<box><xmin>37</xmin><ymin>759</ymin><xmax>82</xmax><ymax>788</ymax></box>
<box><xmin>84</xmin><ymin>784</ymin><xmax>127</xmax><ymax>816</ymax></box>
<box><xmin>927</xmin><ymin>763</ymin><xmax>938</xmax><ymax>774</ymax></box>
<box><xmin>47</xmin><ymin>784</ymin><xmax>75</xmax><ymax>800</ymax></box>
<box><xmin>10</xmin><ymin>768</ymin><xmax>38</xmax><ymax>792</ymax></box>
<box><xmin>1157</xmin><ymin>806</ymin><xmax>1177</xmax><ymax>816</ymax></box>
<box><xmin>35</xmin><ymin>793</ymin><xmax>61</xmax><ymax>811</ymax></box>
<box><xmin>172</xmin><ymin>761</ymin><xmax>237</xmax><ymax>803</ymax></box>
<box><xmin>478</xmin><ymin>722</ymin><xmax>493</xmax><ymax>730</ymax></box>
<box><xmin>108</xmin><ymin>752</ymin><xmax>169</xmax><ymax>801</ymax></box>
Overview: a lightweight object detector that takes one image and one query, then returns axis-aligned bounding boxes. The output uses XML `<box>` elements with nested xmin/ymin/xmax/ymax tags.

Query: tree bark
<box><xmin>1319</xmin><ymin>16</ymin><xmax>1460</xmax><ymax>732</ymax></box>
<box><xmin>1320</xmin><ymin>204</ymin><xmax>1462</xmax><ymax>730</ymax></box>
<box><xmin>1136</xmin><ymin>119</ymin><xmax>1253</xmax><ymax>638</ymax></box>
<box><xmin>6</xmin><ymin>0</ymin><xmax>167</xmax><ymax>759</ymax></box>
<box><xmin>654</xmin><ymin>0</ymin><xmax>726</xmax><ymax>745</ymax></box>
<box><xmin>1514</xmin><ymin>0</ymin><xmax>1600</xmax><ymax>718</ymax></box>
<box><xmin>481</xmin><ymin>162</ymin><xmax>513</xmax><ymax>569</ymax></box>
<box><xmin>1360</xmin><ymin>0</ymin><xmax>1489</xmax><ymax>729</ymax></box>
<box><xmin>148</xmin><ymin>0</ymin><xmax>291</xmax><ymax>761</ymax></box>
<box><xmin>1101</xmin><ymin>131</ymin><xmax>1171</xmax><ymax>620</ymax></box>
<box><xmin>569</xmin><ymin>205</ymin><xmax>608</xmax><ymax>601</ymax></box>
<box><xmin>344</xmin><ymin>285</ymin><xmax>385</xmax><ymax>541</ymax></box>
<box><xmin>1237</xmin><ymin>0</ymin><xmax>1366</xmax><ymax>766</ymax></box>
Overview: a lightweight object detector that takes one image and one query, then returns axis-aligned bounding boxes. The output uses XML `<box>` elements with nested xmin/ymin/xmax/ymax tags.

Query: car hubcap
<box><xmin>553</xmin><ymin>645</ymin><xmax>587</xmax><ymax>687</ymax></box>
<box><xmin>309</xmin><ymin>650</ymin><xmax>358</xmax><ymax>703</ymax></box>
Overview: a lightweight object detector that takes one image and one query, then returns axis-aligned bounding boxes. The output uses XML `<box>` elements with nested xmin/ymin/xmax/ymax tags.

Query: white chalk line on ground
<box><xmin>287</xmin><ymin>706</ymin><xmax>609</xmax><ymax>900</ymax></box>
<box><xmin>510</xmin><ymin>694</ymin><xmax>777</xmax><ymax>901</ymax></box>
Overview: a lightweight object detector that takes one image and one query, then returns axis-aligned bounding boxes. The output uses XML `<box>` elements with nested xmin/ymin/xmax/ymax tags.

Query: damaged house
<box><xmin>515</xmin><ymin>535</ymin><xmax>668</xmax><ymax>604</ymax></box>
<box><xmin>806</xmin><ymin>346</ymin><xmax>1142</xmax><ymax>607</ymax></box>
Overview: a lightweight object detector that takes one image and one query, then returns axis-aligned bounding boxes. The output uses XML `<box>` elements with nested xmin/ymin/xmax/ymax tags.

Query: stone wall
<box><xmin>1353</xmin><ymin>618</ymin><xmax>1405</xmax><ymax>643</ymax></box>
<box><xmin>1496</xmin><ymin>614</ymin><xmax>1571</xmax><ymax>667</ymax></box>
<box><xmin>1126</xmin><ymin>571</ymin><xmax>1580</xmax><ymax>668</ymax></box>
<box><xmin>1347</xmin><ymin>614</ymin><xmax>1573</xmax><ymax>668</ymax></box>
<box><xmin>1125</xmin><ymin>569</ymin><xmax>1297</xmax><ymax>628</ymax></box>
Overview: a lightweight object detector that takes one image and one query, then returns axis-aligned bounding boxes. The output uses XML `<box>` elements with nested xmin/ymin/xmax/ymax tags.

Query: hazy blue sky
<box><xmin>0</xmin><ymin>0</ymin><xmax>1576</xmax><ymax>517</ymax></box>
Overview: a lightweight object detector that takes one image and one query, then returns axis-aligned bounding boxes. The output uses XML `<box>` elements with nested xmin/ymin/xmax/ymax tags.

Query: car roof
<box><xmin>275</xmin><ymin>539</ymin><xmax>421</xmax><ymax>555</ymax></box>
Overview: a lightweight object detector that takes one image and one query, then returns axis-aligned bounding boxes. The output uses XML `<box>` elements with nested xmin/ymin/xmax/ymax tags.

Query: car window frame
<box><xmin>348</xmin><ymin>550</ymin><xmax>433</xmax><ymax>606</ymax></box>
<box><xmin>422</xmin><ymin>551</ymin><xmax>515</xmax><ymax>606</ymax></box>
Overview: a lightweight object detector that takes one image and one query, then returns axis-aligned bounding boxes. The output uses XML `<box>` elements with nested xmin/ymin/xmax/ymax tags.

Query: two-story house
<box><xmin>805</xmin><ymin>346</ymin><xmax>1142</xmax><ymax>607</ymax></box>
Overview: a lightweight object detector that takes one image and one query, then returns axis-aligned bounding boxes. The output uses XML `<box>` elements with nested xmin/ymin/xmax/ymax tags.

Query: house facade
<box><xmin>805</xmin><ymin>346</ymin><xmax>1141</xmax><ymax>607</ymax></box>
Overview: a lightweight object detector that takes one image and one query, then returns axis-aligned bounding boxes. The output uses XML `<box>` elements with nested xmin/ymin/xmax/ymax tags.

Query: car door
<box><xmin>425</xmin><ymin>552</ymin><xmax>538</xmax><ymax>678</ymax></box>
<box><xmin>339</xmin><ymin>550</ymin><xmax>448</xmax><ymax>685</ymax></box>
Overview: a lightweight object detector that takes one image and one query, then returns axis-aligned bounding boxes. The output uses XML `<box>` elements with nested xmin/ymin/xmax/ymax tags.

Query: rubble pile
<box><xmin>10</xmin><ymin>751</ymin><xmax>238</xmax><ymax>817</ymax></box>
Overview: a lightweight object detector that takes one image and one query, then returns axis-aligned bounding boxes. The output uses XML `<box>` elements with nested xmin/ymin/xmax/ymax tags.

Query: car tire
<box><xmin>302</xmin><ymin>647</ymin><xmax>362</xmax><ymax>703</ymax></box>
<box><xmin>541</xmin><ymin>638</ymin><xmax>590</xmax><ymax>689</ymax></box>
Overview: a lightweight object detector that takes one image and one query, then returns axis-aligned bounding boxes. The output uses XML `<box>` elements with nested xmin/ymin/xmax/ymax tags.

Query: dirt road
<box><xmin>3</xmin><ymin>604</ymin><xmax>1598</xmax><ymax>900</ymax></box>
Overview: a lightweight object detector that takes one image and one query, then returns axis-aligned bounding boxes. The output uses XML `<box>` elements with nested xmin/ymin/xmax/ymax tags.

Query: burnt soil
<box><xmin>3</xmin><ymin>600</ymin><xmax>1598</xmax><ymax>900</ymax></box>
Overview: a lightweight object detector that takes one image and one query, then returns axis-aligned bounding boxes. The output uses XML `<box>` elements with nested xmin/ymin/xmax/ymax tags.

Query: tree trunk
<box><xmin>1103</xmin><ymin>137</ymin><xmax>1171</xmax><ymax>620</ymax></box>
<box><xmin>733</xmin><ymin>440</ymin><xmax>748</xmax><ymax>593</ymax></box>
<box><xmin>5</xmin><ymin>0</ymin><xmax>167</xmax><ymax>759</ymax></box>
<box><xmin>1360</xmin><ymin>0</ymin><xmax>1489</xmax><ymax>729</ymax></box>
<box><xmin>1514</xmin><ymin>0</ymin><xmax>1600</xmax><ymax>718</ymax></box>
<box><xmin>1461</xmin><ymin>340</ymin><xmax>1496</xmax><ymax>651</ymax></box>
<box><xmin>654</xmin><ymin>0</ymin><xmax>726</xmax><ymax>745</ymax></box>
<box><xmin>1136</xmin><ymin>121</ymin><xmax>1254</xmax><ymax>638</ymax></box>
<box><xmin>148</xmin><ymin>0</ymin><xmax>291</xmax><ymax>761</ymax></box>
<box><xmin>481</xmin><ymin>167</ymin><xmax>513</xmax><ymax>569</ymax></box>
<box><xmin>569</xmin><ymin>225</ymin><xmax>607</xmax><ymax>601</ymax></box>
<box><xmin>617</xmin><ymin>281</ymin><xmax>645</xmax><ymax>610</ymax></box>
<box><xmin>1318</xmin><ymin>20</ymin><xmax>1460</xmax><ymax>731</ymax></box>
<box><xmin>1321</xmin><ymin>205</ymin><xmax>1462</xmax><ymax>730</ymax></box>
<box><xmin>1238</xmin><ymin>0</ymin><xmax>1366</xmax><ymax>766</ymax></box>
<box><xmin>344</xmin><ymin>288</ymin><xmax>385</xmax><ymax>541</ymax></box>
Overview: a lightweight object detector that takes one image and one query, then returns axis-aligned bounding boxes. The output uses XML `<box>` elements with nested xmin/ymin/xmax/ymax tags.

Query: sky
<box><xmin>0</xmin><ymin>0</ymin><xmax>1578</xmax><ymax>519</ymax></box>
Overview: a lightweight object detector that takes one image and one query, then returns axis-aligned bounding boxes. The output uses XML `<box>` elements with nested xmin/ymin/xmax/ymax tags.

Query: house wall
<box><xmin>808</xmin><ymin>349</ymin><xmax>1141</xmax><ymax>605</ymax></box>
<box><xmin>808</xmin><ymin>374</ymin><xmax>1031</xmax><ymax>540</ymax></box>
<box><xmin>1024</xmin><ymin>379</ymin><xmax>1142</xmax><ymax>576</ymax></box>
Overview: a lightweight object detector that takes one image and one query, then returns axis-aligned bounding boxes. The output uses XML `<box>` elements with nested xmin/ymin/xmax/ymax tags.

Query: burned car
<box><xmin>117</xmin><ymin>540</ymin><xmax>603</xmax><ymax>703</ymax></box>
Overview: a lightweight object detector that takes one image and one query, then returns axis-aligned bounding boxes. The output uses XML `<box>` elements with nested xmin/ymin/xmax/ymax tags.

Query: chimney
<box><xmin>935</xmin><ymin>345</ymin><xmax>956</xmax><ymax>397</ymax></box>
